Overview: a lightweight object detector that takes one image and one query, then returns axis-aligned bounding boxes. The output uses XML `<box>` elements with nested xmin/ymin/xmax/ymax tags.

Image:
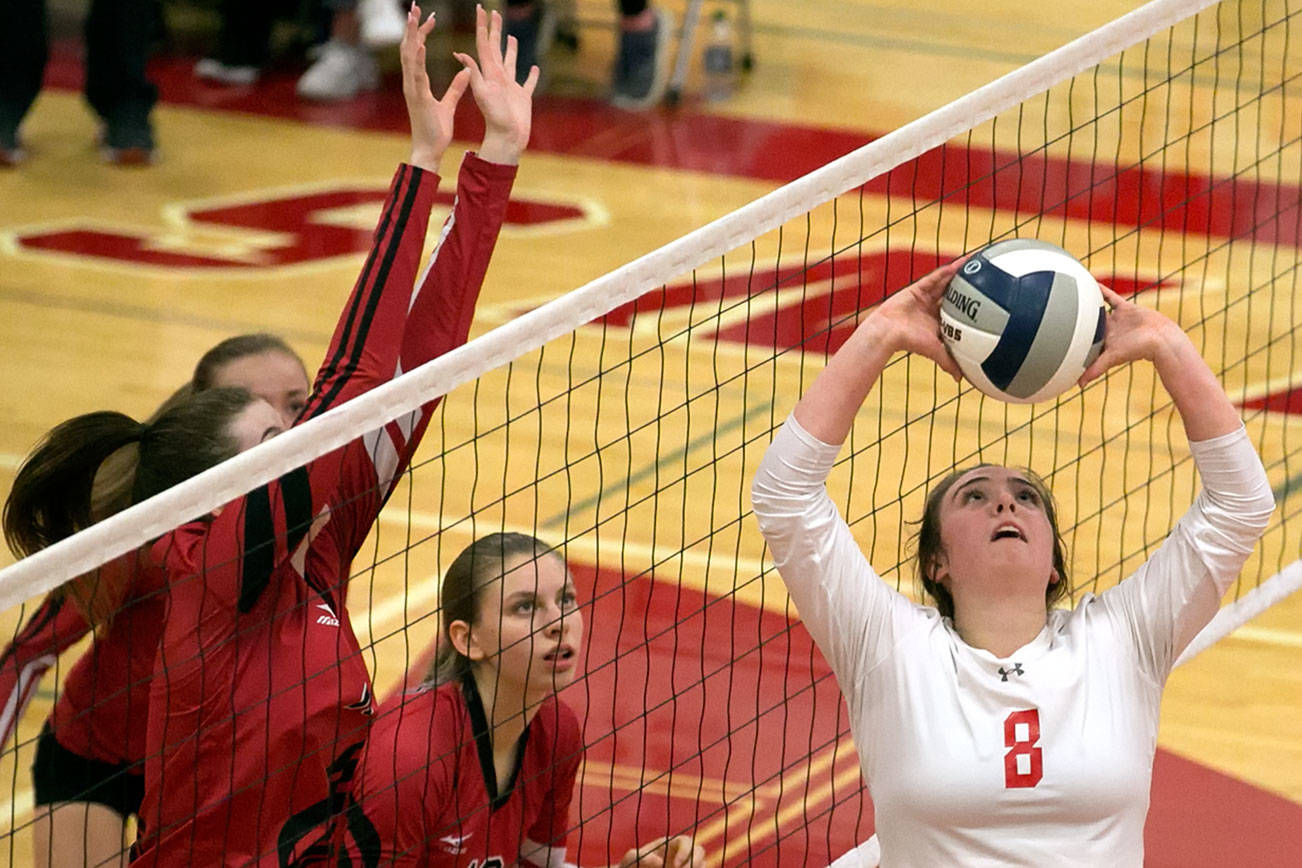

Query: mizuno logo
<box><xmin>345</xmin><ymin>683</ymin><xmax>373</xmax><ymax>714</ymax></box>
<box><xmin>999</xmin><ymin>663</ymin><xmax>1025</xmax><ymax>681</ymax></box>
<box><xmin>315</xmin><ymin>602</ymin><xmax>339</xmax><ymax>627</ymax></box>
<box><xmin>440</xmin><ymin>833</ymin><xmax>472</xmax><ymax>854</ymax></box>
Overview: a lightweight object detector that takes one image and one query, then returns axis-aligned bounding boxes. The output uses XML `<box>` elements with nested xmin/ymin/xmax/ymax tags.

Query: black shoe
<box><xmin>504</xmin><ymin>2</ymin><xmax>554</xmax><ymax>86</ymax></box>
<box><xmin>0</xmin><ymin>120</ymin><xmax>24</xmax><ymax>166</ymax></box>
<box><xmin>100</xmin><ymin>115</ymin><xmax>156</xmax><ymax>166</ymax></box>
<box><xmin>610</xmin><ymin>8</ymin><xmax>674</xmax><ymax>109</ymax></box>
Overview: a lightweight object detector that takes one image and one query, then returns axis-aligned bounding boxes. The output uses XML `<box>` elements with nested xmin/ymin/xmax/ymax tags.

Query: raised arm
<box><xmin>793</xmin><ymin>260</ymin><xmax>963</xmax><ymax>444</ymax></box>
<box><xmin>752</xmin><ymin>263</ymin><xmax>961</xmax><ymax>682</ymax></box>
<box><xmin>1085</xmin><ymin>287</ymin><xmax>1274</xmax><ymax>673</ymax></box>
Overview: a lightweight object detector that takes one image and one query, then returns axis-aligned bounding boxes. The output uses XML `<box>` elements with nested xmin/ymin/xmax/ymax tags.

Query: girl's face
<box><xmin>211</xmin><ymin>350</ymin><xmax>310</xmax><ymax>427</ymax></box>
<box><xmin>932</xmin><ymin>466</ymin><xmax>1059</xmax><ymax>598</ymax></box>
<box><xmin>226</xmin><ymin>398</ymin><xmax>286</xmax><ymax>452</ymax></box>
<box><xmin>467</xmin><ymin>552</ymin><xmax>583</xmax><ymax>700</ymax></box>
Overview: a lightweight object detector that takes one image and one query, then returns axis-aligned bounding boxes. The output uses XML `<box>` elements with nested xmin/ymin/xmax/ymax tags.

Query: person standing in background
<box><xmin>0</xmin><ymin>0</ymin><xmax>160</xmax><ymax>164</ymax></box>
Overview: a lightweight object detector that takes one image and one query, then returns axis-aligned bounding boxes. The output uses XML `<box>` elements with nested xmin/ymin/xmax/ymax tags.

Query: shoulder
<box><xmin>152</xmin><ymin>516</ymin><xmax>218</xmax><ymax>572</ymax></box>
<box><xmin>532</xmin><ymin>695</ymin><xmax>581</xmax><ymax>740</ymax></box>
<box><xmin>526</xmin><ymin>697</ymin><xmax>583</xmax><ymax>775</ymax></box>
<box><xmin>362</xmin><ymin>684</ymin><xmax>465</xmax><ymax>790</ymax></box>
<box><xmin>373</xmin><ymin>682</ymin><xmax>462</xmax><ymax>744</ymax></box>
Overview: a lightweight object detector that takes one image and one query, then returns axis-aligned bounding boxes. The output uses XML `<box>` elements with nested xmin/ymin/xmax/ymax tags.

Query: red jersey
<box><xmin>0</xmin><ymin>593</ymin><xmax>87</xmax><ymax>748</ymax></box>
<box><xmin>0</xmin><ymin>550</ymin><xmax>164</xmax><ymax>772</ymax></box>
<box><xmin>341</xmin><ymin>678</ymin><xmax>582</xmax><ymax>868</ymax></box>
<box><xmin>132</xmin><ymin>154</ymin><xmax>517</xmax><ymax>867</ymax></box>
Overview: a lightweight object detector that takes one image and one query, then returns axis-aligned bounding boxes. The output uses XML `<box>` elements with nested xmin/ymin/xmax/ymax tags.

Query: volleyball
<box><xmin>940</xmin><ymin>239</ymin><xmax>1106</xmax><ymax>404</ymax></box>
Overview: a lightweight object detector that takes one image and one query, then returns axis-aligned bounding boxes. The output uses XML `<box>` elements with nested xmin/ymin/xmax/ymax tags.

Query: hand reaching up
<box><xmin>617</xmin><ymin>835</ymin><xmax>706</xmax><ymax>868</ymax></box>
<box><xmin>453</xmin><ymin>4</ymin><xmax>540</xmax><ymax>166</ymax></box>
<box><xmin>402</xmin><ymin>4</ymin><xmax>471</xmax><ymax>173</ymax></box>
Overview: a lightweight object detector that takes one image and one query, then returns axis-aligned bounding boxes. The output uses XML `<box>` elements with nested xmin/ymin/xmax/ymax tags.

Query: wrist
<box><xmin>1149</xmin><ymin>319</ymin><xmax>1196</xmax><ymax>370</ymax></box>
<box><xmin>855</xmin><ymin>310</ymin><xmax>906</xmax><ymax>359</ymax></box>
<box><xmin>409</xmin><ymin>146</ymin><xmax>446</xmax><ymax>174</ymax></box>
<box><xmin>477</xmin><ymin>132</ymin><xmax>524</xmax><ymax>166</ymax></box>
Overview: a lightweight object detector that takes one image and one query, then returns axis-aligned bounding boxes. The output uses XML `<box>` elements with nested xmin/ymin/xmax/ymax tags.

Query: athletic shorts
<box><xmin>31</xmin><ymin>723</ymin><xmax>143</xmax><ymax>817</ymax></box>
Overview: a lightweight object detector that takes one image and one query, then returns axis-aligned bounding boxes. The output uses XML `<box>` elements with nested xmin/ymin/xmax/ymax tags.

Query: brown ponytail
<box><xmin>3</xmin><ymin>387</ymin><xmax>255</xmax><ymax>626</ymax></box>
<box><xmin>3</xmin><ymin>412</ymin><xmax>146</xmax><ymax>559</ymax></box>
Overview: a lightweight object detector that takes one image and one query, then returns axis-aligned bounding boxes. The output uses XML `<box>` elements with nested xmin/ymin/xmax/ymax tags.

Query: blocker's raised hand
<box><xmin>402</xmin><ymin>4</ymin><xmax>471</xmax><ymax>172</ymax></box>
<box><xmin>454</xmin><ymin>4</ymin><xmax>539</xmax><ymax>166</ymax></box>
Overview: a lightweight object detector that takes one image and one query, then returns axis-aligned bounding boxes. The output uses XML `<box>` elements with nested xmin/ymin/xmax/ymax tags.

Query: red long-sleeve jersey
<box><xmin>0</xmin><ymin>552</ymin><xmax>164</xmax><ymax>774</ymax></box>
<box><xmin>132</xmin><ymin>154</ymin><xmax>517</xmax><ymax>867</ymax></box>
<box><xmin>338</xmin><ymin>679</ymin><xmax>582</xmax><ymax>868</ymax></box>
<box><xmin>0</xmin><ymin>593</ymin><xmax>88</xmax><ymax>749</ymax></box>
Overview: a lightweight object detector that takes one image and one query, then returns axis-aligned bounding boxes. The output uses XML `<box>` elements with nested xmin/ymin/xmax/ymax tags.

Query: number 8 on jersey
<box><xmin>1004</xmin><ymin>709</ymin><xmax>1043</xmax><ymax>788</ymax></box>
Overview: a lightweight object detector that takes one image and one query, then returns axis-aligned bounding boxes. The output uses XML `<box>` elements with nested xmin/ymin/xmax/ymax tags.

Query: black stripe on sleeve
<box><xmin>280</xmin><ymin>466</ymin><xmax>313</xmax><ymax>557</ymax></box>
<box><xmin>308</xmin><ymin>166</ymin><xmax>424</xmax><ymax>420</ymax></box>
<box><xmin>239</xmin><ymin>486</ymin><xmax>276</xmax><ymax>613</ymax></box>
<box><xmin>237</xmin><ymin>467</ymin><xmax>313</xmax><ymax>613</ymax></box>
<box><xmin>312</xmin><ymin>165</ymin><xmax>411</xmax><ymax>414</ymax></box>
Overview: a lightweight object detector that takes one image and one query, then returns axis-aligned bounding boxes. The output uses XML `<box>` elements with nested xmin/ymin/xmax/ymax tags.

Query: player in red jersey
<box><xmin>130</xmin><ymin>6</ymin><xmax>536</xmax><ymax>866</ymax></box>
<box><xmin>339</xmin><ymin>532</ymin><xmax>705</xmax><ymax>868</ymax></box>
<box><xmin>0</xmin><ymin>333</ymin><xmax>311</xmax><ymax>868</ymax></box>
<box><xmin>3</xmin><ymin>383</ymin><xmax>291</xmax><ymax>868</ymax></box>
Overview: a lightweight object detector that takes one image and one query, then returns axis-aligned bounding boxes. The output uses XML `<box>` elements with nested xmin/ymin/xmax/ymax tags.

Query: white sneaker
<box><xmin>296</xmin><ymin>41</ymin><xmax>381</xmax><ymax>102</ymax></box>
<box><xmin>359</xmin><ymin>0</ymin><xmax>406</xmax><ymax>49</ymax></box>
<box><xmin>195</xmin><ymin>58</ymin><xmax>260</xmax><ymax>86</ymax></box>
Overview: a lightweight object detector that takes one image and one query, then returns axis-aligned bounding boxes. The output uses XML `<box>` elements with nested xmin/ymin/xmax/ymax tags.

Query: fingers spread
<box><xmin>523</xmin><ymin>63</ymin><xmax>541</xmax><ymax>95</ymax></box>
<box><xmin>487</xmin><ymin>8</ymin><xmax>503</xmax><ymax>57</ymax></box>
<box><xmin>452</xmin><ymin>52</ymin><xmax>482</xmax><ymax>82</ymax></box>
<box><xmin>474</xmin><ymin>4</ymin><xmax>491</xmax><ymax>61</ymax></box>
<box><xmin>503</xmin><ymin>33</ymin><xmax>519</xmax><ymax>79</ymax></box>
<box><xmin>419</xmin><ymin>9</ymin><xmax>437</xmax><ymax>38</ymax></box>
<box><xmin>441</xmin><ymin>66</ymin><xmax>472</xmax><ymax>109</ymax></box>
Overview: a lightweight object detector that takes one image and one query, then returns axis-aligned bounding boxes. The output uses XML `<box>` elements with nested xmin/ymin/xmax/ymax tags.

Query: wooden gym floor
<box><xmin>0</xmin><ymin>1</ymin><xmax>1299</xmax><ymax>864</ymax></box>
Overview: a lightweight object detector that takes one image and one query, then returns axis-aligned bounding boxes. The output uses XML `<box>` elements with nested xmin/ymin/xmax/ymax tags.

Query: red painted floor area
<box><xmin>40</xmin><ymin>42</ymin><xmax>1302</xmax><ymax>251</ymax></box>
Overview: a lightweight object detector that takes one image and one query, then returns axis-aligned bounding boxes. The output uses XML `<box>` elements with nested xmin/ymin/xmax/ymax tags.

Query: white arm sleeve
<box><xmin>1100</xmin><ymin>424</ymin><xmax>1275</xmax><ymax>681</ymax></box>
<box><xmin>751</xmin><ymin>415</ymin><xmax>924</xmax><ymax>686</ymax></box>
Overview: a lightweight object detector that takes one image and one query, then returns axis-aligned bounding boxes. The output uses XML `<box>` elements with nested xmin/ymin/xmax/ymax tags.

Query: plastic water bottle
<box><xmin>703</xmin><ymin>9</ymin><xmax>735</xmax><ymax>102</ymax></box>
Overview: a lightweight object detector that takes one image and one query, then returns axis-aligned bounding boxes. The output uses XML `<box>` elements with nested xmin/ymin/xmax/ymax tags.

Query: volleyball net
<box><xmin>2</xmin><ymin>0</ymin><xmax>1300</xmax><ymax>863</ymax></box>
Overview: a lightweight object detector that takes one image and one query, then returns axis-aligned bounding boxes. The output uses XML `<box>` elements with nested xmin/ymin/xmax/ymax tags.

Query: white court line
<box><xmin>1226</xmin><ymin>625</ymin><xmax>1302</xmax><ymax>650</ymax></box>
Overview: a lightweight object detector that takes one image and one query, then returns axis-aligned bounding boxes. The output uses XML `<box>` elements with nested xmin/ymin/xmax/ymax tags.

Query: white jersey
<box><xmin>751</xmin><ymin>416</ymin><xmax>1273</xmax><ymax>867</ymax></box>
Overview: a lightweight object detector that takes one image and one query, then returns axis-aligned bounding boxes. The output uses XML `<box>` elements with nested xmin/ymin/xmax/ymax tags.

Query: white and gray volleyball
<box><xmin>940</xmin><ymin>239</ymin><xmax>1106</xmax><ymax>404</ymax></box>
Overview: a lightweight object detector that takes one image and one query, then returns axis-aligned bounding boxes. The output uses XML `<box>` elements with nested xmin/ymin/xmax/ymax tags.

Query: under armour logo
<box><xmin>998</xmin><ymin>663</ymin><xmax>1025</xmax><ymax>681</ymax></box>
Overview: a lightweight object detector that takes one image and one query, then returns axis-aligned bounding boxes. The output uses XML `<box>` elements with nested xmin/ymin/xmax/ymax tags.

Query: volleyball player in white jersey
<box><xmin>750</xmin><ymin>259</ymin><xmax>1275</xmax><ymax>866</ymax></box>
